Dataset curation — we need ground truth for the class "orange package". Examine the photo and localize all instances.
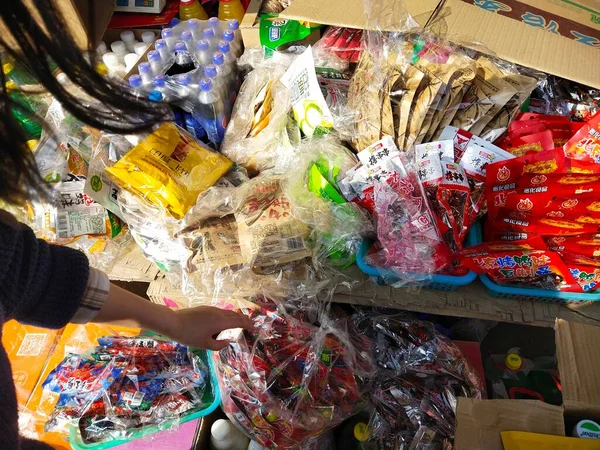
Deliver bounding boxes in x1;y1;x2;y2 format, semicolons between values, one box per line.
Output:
20;323;139;449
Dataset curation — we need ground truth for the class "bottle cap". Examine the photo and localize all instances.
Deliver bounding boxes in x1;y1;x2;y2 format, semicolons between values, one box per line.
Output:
208;17;220;27
203;28;215;39
96;63;109;76
169;17;181;27
26;140;39;151
138;62;151;74
197;40;210;51
188;19;199;30
155;39;167;51
141;31;156;44
124;53;139;69
102;53;120;68
110;41;126;54
175;41;186;52
148;90;163;102
177;73;191;86
5;80;17;90
181;30;193;41
129;74;143;88
574;420;600;439
2;63;14;75
56;73;69;85
147;50;161;63
354;422;371;441
200;78;212;91
153;74;166;87
204;65;217;78
222;30;234;43
120;30;135;42
505;353;523;371
218;41;230;53
228;19;239;30
161;28;173;39
134;42;149;56
212;52;224;66
211;420;231;440
180;0;193;3
97;41;108;54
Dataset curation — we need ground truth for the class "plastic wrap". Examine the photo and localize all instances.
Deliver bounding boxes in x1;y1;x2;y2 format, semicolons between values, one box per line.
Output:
39;332;214;446
177;173;330;302
352;312;484;449
221;51;294;174
213;296;374;449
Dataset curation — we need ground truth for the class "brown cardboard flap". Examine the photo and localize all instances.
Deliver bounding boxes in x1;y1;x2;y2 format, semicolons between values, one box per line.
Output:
455;398;565;450
279;0;439;29
556;319;600;417
435;0;600;89
0;0;113;50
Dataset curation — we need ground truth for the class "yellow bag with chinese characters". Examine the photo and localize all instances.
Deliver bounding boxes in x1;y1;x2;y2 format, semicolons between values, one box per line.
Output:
106;123;232;219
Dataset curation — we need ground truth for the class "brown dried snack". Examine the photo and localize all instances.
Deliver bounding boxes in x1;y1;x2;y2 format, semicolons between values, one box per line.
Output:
392;64;424;151
349;52;382;151
462;57;518;136
481;73;538;142
405;70;443;149
381;68;402;140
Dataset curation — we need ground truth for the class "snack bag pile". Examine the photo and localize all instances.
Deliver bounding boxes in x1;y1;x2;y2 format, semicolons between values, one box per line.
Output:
462;112;600;292
41;334;212;445
213;296;374;449
352;312;484;449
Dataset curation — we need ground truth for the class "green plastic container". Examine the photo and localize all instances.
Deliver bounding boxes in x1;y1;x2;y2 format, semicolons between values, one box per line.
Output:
69;350;220;450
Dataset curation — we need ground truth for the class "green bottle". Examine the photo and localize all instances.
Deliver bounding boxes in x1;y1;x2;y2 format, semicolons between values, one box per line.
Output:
7;81;42;140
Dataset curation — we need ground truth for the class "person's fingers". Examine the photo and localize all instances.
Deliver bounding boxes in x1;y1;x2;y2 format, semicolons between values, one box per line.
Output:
221;310;254;329
206;339;230;351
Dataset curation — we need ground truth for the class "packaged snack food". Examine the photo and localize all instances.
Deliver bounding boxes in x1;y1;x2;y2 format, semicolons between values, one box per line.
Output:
564;111;600;173
106;123;232;219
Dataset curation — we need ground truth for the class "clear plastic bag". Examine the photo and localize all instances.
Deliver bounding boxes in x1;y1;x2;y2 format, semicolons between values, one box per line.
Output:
40;331;213;446
352;312;484;449
212;295;375;449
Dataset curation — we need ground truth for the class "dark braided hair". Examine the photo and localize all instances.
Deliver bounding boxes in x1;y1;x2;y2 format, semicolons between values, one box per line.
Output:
0;0;169;205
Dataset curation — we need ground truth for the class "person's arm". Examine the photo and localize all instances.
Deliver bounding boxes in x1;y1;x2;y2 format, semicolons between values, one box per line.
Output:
92;282;253;350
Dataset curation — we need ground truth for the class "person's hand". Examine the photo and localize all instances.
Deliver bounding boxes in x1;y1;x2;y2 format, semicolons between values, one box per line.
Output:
164;306;254;350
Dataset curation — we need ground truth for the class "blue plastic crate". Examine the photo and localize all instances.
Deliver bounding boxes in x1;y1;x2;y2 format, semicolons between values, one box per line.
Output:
356;223;480;291
69;350;221;450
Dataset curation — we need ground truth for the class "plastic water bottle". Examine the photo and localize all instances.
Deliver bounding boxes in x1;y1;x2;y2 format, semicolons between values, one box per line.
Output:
141;31;156;44
222;30;242;58
129;74;143;95
227;19;242;51
187;18;204;41
153;74;167;92
124;53;139;72
208;17;223;34
169;17;181;27
161;28;176;51
217;41;236;66
210;419;249;450
204;64;226;105
138;62;153;85
147;50;163;76
195;40;213;67
134;41;149;56
197;78;226;143
155;39;170;64
97;41;108;56
181;30;195;53
110;40;127;64
167;41;195;76
102;52;125;76
212;52;234;93
120;30;137;52
202;28;218;51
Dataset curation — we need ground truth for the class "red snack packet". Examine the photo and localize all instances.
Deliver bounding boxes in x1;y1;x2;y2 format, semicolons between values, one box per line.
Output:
460;242;577;291
458;143;514;222
507;130;555;157
564;111;600;174
492;207;600;236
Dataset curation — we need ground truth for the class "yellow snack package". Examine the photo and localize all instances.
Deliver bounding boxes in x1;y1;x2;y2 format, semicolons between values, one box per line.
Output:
502;431;600;450
106;123;232;219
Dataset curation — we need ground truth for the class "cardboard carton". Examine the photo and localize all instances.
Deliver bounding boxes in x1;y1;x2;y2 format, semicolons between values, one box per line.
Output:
279;0;600;88
454;319;600;449
0;0;114;50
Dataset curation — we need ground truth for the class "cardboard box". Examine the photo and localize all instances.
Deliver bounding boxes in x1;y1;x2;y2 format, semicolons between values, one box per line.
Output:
279;0;600;88
114;0;167;14
454;319;600;449
0;0;114;50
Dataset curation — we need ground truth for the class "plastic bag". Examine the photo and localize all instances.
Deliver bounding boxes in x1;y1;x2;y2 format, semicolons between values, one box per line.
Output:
221;51;294;174
352;312;484;449
41;332;213;445
213;296;374;449
106;122;232;220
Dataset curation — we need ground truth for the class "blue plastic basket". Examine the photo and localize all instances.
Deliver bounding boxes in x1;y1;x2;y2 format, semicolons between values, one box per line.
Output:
356;222;480;291
69;350;221;450
479;273;600;305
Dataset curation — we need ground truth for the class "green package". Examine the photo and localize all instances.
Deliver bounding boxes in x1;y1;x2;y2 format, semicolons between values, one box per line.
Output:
259;14;321;52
